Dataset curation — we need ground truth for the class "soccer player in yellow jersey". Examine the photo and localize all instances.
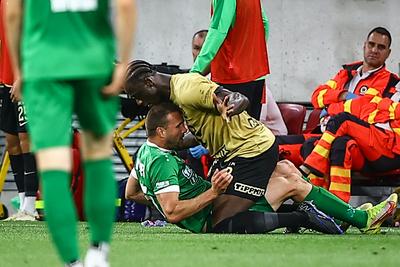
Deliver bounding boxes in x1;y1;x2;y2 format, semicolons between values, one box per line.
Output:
124;60;397;234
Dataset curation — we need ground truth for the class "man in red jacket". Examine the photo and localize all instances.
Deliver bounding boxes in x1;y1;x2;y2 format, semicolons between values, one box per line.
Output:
299;27;399;202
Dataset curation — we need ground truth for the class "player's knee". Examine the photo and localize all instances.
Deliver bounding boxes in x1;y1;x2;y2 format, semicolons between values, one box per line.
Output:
18;134;31;153
36;147;72;171
5;133;21;153
272;159;298;178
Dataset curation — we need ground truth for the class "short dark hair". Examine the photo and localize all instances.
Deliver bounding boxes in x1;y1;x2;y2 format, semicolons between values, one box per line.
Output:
124;60;155;96
192;29;208;41
367;27;392;48
146;102;182;137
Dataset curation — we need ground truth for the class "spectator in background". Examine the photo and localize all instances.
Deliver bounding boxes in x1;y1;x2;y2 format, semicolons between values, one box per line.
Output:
300;27;399;202
6;0;136;266
192;29;208;66
0;0;38;221
191;0;270;120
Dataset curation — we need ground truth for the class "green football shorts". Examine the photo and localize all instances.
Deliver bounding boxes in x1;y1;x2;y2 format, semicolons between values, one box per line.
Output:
23;77;119;151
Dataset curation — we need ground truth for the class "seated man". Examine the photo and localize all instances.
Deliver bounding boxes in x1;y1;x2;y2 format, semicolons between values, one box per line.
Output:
124;59;397;234
301;85;400;200
279;26;399;202
125;103;344;234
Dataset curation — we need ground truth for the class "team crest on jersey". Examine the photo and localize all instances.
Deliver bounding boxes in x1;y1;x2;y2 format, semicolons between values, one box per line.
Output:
182;166;198;185
359;86;368;95
234;182;265;197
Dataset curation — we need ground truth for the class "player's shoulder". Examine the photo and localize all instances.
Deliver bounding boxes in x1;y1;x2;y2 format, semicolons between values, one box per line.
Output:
143;144;180;165
173;73;213;86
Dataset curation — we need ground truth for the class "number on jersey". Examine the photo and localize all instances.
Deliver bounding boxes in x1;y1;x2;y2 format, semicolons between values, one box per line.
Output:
50;0;98;12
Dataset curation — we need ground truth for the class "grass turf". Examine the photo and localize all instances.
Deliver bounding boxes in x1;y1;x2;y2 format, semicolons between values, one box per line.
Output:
0;221;399;267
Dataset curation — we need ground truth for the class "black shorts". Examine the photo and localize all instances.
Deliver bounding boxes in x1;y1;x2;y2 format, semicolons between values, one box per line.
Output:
209;140;279;201
0;85;28;135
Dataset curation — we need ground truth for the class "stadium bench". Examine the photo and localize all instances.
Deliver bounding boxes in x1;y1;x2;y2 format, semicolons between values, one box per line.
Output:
277;103;307;135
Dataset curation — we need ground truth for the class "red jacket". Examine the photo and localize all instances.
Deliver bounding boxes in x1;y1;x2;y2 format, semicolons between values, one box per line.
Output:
211;0;269;84
311;61;398;110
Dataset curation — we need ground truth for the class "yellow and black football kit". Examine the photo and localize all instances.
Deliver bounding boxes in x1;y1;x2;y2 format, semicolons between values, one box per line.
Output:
170;73;278;201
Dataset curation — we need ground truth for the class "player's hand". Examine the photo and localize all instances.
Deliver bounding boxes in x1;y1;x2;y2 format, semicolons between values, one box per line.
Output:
213;92;247;122
213;94;232;122
102;63;126;97
210;168;233;195
189;145;208;159
10;78;22;102
226;92;248;117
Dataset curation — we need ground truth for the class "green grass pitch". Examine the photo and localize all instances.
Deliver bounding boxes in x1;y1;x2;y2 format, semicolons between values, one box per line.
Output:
1;221;399;267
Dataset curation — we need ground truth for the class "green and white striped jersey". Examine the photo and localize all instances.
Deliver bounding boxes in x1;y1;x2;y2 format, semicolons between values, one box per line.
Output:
134;141;212;233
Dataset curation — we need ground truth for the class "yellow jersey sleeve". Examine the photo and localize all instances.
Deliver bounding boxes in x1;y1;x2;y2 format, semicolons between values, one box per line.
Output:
170;73;219;111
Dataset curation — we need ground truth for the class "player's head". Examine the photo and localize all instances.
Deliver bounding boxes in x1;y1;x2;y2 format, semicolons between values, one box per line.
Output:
124;60;169;106
192;29;208;61
363;27;391;69
146;102;187;149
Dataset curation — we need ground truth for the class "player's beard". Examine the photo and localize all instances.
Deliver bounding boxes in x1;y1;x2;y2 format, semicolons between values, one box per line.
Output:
164;135;184;150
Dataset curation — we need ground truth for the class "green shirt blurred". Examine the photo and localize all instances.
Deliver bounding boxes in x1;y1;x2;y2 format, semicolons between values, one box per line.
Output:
22;0;115;80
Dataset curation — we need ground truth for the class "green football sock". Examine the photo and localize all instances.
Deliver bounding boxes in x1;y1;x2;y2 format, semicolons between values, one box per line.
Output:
304;186;367;228
249;197;274;212
83;158;117;244
41;170;78;263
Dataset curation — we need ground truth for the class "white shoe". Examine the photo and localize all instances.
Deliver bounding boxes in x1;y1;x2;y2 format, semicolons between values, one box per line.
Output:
3;210;24;221
14;210;38;221
65;260;83;267
84;243;110;267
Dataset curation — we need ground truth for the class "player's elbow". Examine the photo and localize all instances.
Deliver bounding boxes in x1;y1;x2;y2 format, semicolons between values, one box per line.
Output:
125;190;138;201
165;215;181;224
162;208;182;224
